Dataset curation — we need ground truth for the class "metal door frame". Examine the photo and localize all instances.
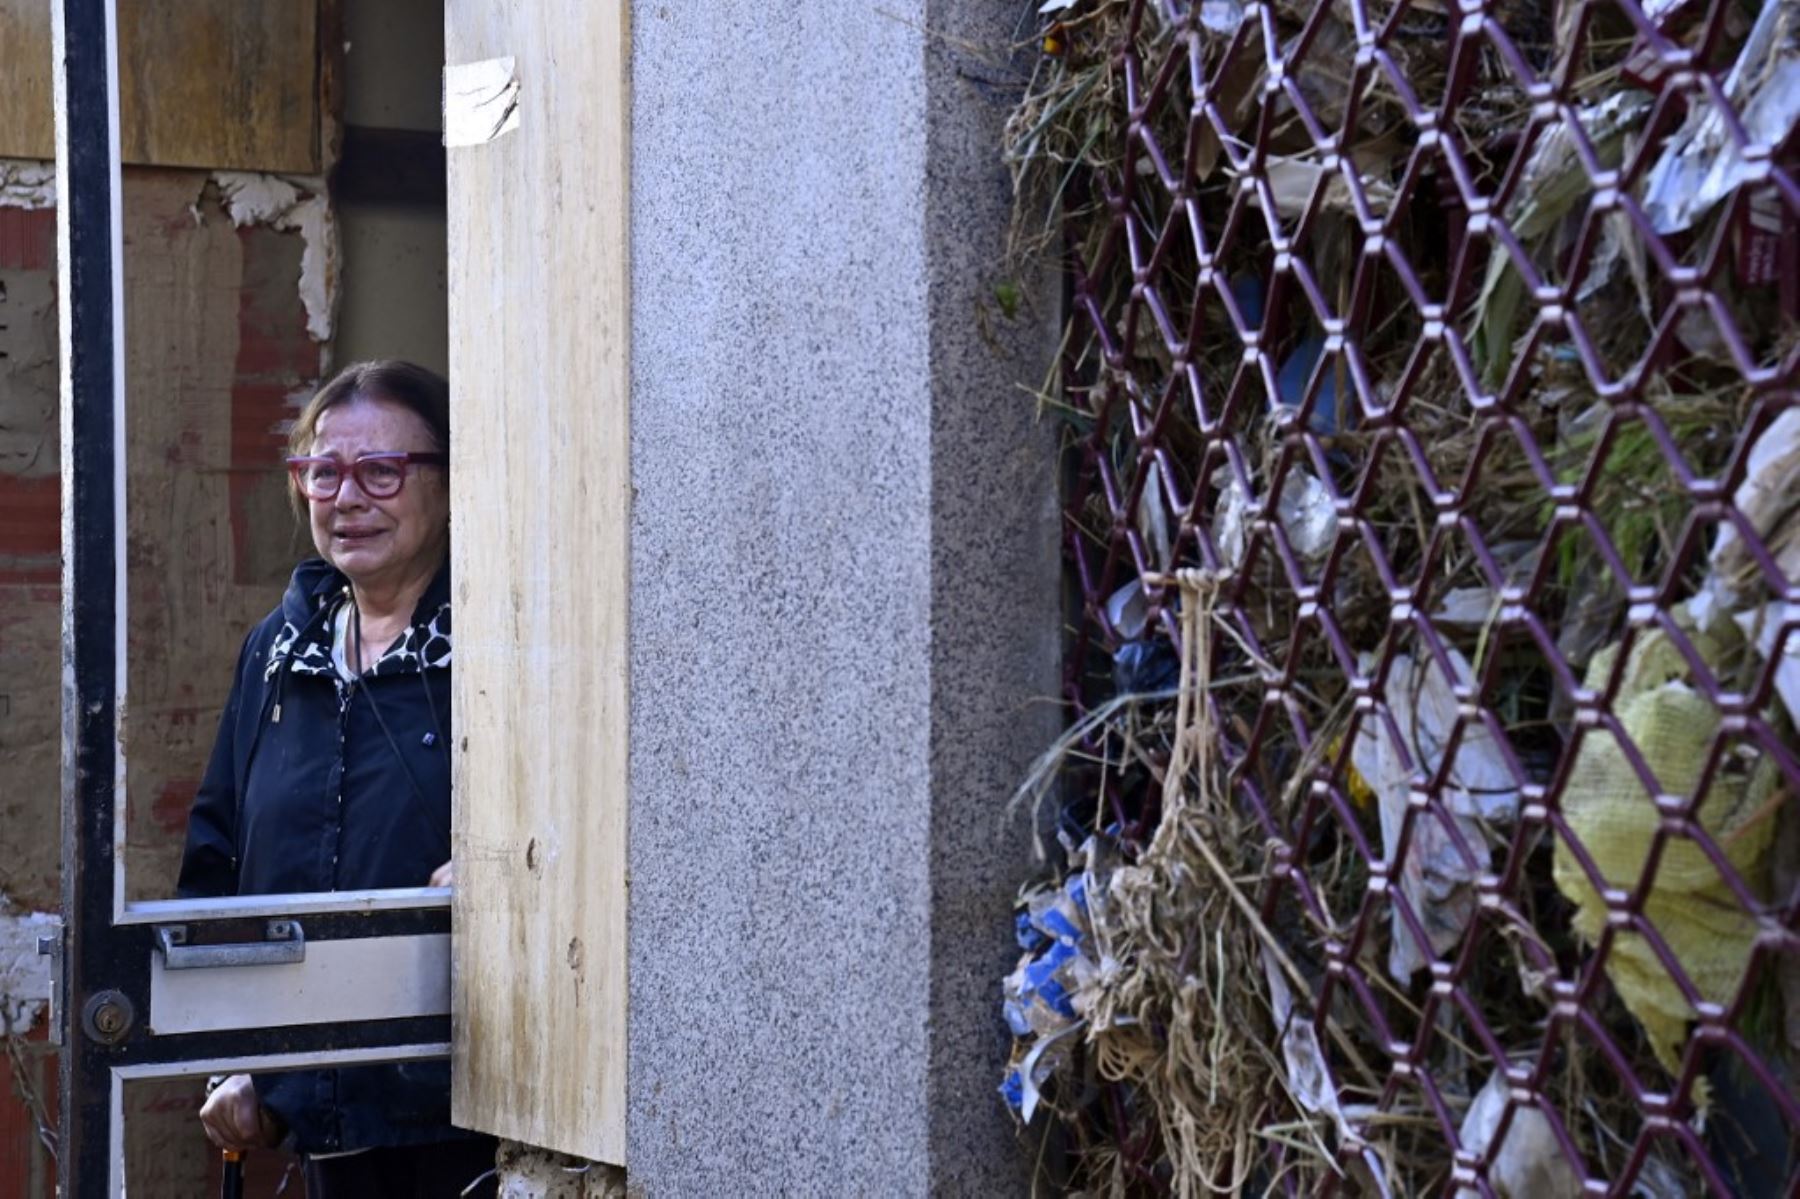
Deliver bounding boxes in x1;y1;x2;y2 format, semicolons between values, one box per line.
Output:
48;3;455;1194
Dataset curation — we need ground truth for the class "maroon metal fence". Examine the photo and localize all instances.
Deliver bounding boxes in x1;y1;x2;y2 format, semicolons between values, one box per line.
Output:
1007;0;1800;1192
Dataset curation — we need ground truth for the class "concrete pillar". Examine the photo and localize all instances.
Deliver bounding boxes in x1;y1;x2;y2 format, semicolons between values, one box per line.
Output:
626;2;1060;1193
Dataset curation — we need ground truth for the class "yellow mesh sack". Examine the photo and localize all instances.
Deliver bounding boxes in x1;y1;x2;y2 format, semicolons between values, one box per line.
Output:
1551;617;1780;1079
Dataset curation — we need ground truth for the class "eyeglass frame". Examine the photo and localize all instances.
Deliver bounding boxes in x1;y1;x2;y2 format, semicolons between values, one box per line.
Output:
285;451;449;501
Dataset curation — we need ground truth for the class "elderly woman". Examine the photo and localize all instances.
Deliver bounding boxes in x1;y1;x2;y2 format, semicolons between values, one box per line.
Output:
177;361;494;1198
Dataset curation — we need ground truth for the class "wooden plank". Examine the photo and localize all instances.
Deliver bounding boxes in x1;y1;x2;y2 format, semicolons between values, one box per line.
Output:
0;0;319;172
445;1;630;1166
0;0;52;162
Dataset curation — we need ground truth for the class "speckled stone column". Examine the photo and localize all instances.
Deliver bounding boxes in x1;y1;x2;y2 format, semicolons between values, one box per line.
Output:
625;1;1061;1193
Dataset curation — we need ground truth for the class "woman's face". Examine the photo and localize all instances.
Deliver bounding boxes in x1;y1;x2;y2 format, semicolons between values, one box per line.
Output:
305;396;449;594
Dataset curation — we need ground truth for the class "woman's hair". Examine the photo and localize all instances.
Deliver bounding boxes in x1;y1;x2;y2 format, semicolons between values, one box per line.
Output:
286;360;449;514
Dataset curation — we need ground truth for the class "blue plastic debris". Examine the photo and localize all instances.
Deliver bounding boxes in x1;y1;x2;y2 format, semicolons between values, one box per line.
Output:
1038;904;1083;944
1001;1068;1026;1112
1002;841;1115;1124
1015;910;1048;951
1024;942;1077;1010
1275;334;1343;435
1002;869;1098;1037
1113;637;1180;694
1228;273;1266;332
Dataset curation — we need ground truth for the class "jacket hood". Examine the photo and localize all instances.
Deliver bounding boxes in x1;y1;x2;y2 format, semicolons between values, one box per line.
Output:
266;558;453;680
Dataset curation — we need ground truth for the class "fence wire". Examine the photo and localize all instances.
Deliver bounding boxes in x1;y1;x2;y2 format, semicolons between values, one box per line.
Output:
1002;0;1800;1192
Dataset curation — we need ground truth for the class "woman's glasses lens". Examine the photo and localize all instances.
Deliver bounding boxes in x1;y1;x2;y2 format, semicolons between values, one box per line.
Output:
360;460;405;496
291;456;413;500
301;461;342;498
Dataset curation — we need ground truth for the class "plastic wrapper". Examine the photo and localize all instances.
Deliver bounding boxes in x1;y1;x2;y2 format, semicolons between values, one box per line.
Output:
1695;407;1800;626
1454;1069;1582;1198
1643;0;1800;235
1353;647;1520;980
1213;465;1339;573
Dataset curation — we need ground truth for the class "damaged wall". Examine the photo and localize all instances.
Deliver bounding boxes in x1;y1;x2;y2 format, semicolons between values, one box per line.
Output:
0;166;331;1197
0;178;59;1199
120;171;332;900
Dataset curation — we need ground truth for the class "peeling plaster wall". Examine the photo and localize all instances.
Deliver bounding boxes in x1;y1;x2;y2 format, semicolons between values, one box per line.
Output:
121;170;326;899
0;904;54;1033
0;267;55;478
0;201;63;925
214;171;340;342
0;166;328;1198
0;160;54;209
0;898;55;1197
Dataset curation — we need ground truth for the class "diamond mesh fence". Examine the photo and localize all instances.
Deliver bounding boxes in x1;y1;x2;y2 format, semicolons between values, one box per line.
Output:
999;0;1800;1192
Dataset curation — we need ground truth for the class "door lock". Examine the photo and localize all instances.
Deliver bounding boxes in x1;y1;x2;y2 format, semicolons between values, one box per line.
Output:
81;989;135;1045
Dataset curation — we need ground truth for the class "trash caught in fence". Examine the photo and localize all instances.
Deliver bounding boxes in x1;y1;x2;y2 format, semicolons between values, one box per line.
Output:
1000;0;1800;1190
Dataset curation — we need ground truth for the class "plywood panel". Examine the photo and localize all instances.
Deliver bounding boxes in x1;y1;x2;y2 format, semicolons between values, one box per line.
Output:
0;0;319;172
445;1;629;1165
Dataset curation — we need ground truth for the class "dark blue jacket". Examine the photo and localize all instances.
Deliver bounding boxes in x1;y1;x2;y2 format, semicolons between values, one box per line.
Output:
177;557;464;1154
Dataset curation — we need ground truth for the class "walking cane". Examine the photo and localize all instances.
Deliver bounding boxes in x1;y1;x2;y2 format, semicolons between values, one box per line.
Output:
221;1148;244;1199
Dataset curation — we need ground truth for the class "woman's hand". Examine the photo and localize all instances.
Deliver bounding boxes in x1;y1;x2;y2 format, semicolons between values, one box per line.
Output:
198;1074;282;1150
430;860;454;888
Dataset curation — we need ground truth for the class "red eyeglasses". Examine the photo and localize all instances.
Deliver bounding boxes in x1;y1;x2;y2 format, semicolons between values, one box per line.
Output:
286;452;448;501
